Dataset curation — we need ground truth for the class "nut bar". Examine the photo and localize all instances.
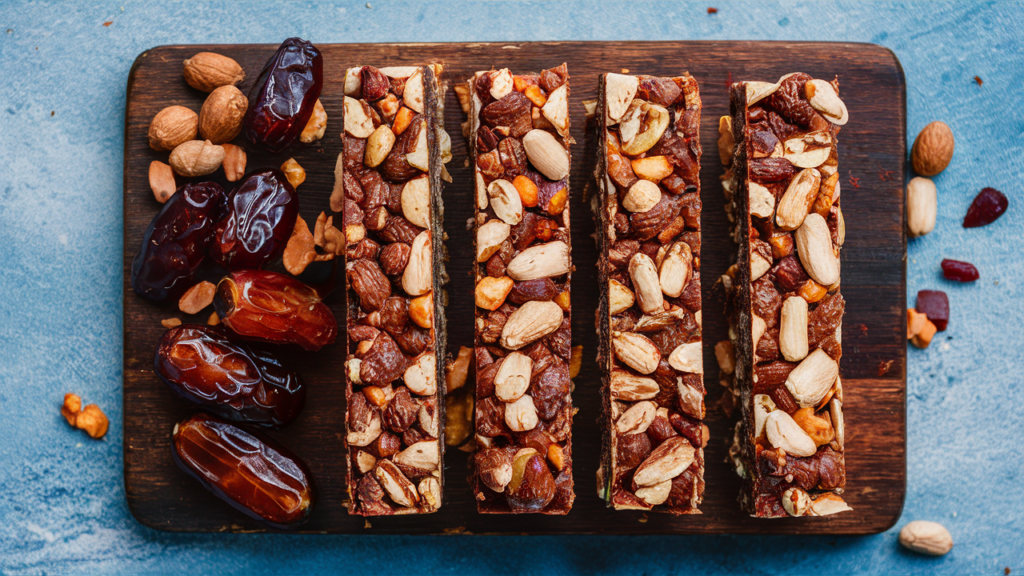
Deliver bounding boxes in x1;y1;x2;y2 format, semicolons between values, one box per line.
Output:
594;73;706;513
468;65;575;514
341;64;451;515
718;72;851;517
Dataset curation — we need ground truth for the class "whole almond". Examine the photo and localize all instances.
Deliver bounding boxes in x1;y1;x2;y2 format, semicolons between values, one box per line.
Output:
795;213;839;286
779;296;809;362
402;231;432;297
906;176;937;237
776;168;821;231
506;241;570;281
500;301;563;350
784;348;839;408
612;331;660;375
149;160;176;203
148;105;198;151
911;121;954;176
633;436;695;487
764;410;817;457
169;139;225;177
522;129;569;181
183;52;245;93
899;521;953;556
199;85;248;144
628;253;663;314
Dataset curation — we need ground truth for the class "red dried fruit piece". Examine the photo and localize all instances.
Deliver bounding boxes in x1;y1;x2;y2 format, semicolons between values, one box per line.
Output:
916;290;949;332
963;187;1008;228
941;259;979;282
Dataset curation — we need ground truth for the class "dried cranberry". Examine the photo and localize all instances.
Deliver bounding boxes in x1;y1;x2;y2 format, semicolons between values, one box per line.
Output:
916;290;949;331
244;38;323;153
941;259;979;282
963;187;1008;228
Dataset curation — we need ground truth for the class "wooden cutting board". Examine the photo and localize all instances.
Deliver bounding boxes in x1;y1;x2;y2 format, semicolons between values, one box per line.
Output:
123;41;906;535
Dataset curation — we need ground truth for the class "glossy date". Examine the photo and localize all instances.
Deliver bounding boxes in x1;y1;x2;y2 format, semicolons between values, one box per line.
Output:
209;169;299;270
214;270;337;351
155;325;305;427
172;413;315;528
243;37;323;153
131;182;226;304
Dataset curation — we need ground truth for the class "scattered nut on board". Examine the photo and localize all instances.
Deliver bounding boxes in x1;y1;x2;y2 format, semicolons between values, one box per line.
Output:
899;520;953;556
911;121;954;177
179;281;216;315
183;52;245;93
62;393;109;439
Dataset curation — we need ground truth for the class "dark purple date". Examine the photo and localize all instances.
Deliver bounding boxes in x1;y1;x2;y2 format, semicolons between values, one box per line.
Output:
155;325;305;427
243;37;323;153
209;169;299;270
131;182;226;304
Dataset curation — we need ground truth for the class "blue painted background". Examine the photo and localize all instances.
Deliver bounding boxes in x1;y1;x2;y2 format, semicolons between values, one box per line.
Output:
1;1;1022;574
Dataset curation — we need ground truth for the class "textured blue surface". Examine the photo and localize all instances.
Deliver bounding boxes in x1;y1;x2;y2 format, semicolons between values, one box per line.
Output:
1;1;1022;574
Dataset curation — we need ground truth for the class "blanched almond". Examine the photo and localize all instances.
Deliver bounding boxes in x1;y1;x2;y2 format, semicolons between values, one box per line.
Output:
402;231;432;296
504;394;539;432
628;253;663;314
795;213;840;286
500;300;563;350
776;168;821;231
488;179;524;225
610;370;659;401
477;220;511;262
615;401;657;435
746;80;780;105
668;342;702;374
364;124;396;168
612;331;660;375
750;251;771;282
658;241;691;298
404;68;425;113
605;73;639;123
542;84;569;137
635;479;672;506
764;410;817;457
805;79;849;125
779;296;809;362
344;96;374;138
401;175;431;229
784;348;839;408
749;181;776;219
406;120;429;171
494;352;533;402
810;493;853;516
783;131;833;168
753;394;776;439
506;241;570;281
608;279;635;315
522;129;569;181
633;436;695;487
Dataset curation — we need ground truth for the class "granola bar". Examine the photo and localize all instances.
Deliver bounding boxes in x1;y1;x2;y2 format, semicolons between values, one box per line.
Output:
468;65;575;514
594;73;706;513
719;72;851;517
341;64;451;515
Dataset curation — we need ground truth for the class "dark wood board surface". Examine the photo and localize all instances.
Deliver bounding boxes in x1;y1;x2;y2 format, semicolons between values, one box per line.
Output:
123;41;906;535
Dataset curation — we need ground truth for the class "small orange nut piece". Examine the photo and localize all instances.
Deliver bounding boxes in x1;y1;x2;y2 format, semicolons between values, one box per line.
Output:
911;318;938;349
76;404;109;439
547;443;565;471
62;393;82;426
281;158;306;189
554;290;571;312
179;281;216;315
512;75;536;92
207;311;221;326
409;292;434;329
512;175;539;208
363;386;389;408
798;280;828;303
630;155;674;182
161;317;182;329
792;407;834;447
770;234;795;259
545;187;568;215
907;308;928;339
524;85;547;108
569;345;583;379
393;106;415;136
476;276;515;311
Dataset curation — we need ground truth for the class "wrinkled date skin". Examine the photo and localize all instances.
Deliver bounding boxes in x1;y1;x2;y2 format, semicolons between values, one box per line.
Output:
214;270;337;351
209;169;299;270
131;182;227;304
244;38;323;153
172;413;315;528
155;325;305;427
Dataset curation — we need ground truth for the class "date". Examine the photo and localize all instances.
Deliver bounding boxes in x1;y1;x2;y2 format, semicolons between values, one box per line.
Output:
155;325;305;427
172;413;315;528
209;169;299;270
214;270;337;351
131;182;226;304
244;38;324;153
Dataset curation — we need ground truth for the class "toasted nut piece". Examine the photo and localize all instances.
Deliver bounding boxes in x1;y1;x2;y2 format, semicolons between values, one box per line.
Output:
404;68;425;114
753;394;776;439
752;314;767;353
829;398;845;450
280;158;306;188
605;73;640;123
222;143;246;182
911;317;938;349
199;85;247;144
500;300;563;350
798;279;828;303
617;100;644;145
183;52;244;92
161;318;182;329
344;96;374;138
784;348;839;408
525;84;547;107
512;175;539;208
346;412;382;447
750;251;771;282
446;346;473;393
746;80;781;105
418;477;441;510
795;213;840;286
489;68;513;99
402;231;432;297
522;129;569;181
911;121;954;177
344;67;362;95
149;105;198;151
393;106;415;135
776;168;822;231
623;180;662;213
782;487;812;517
810;493;852;516
631;156;673;182
375;460;419;508
805;79;849;125
782;131;832;168
477;220;511;262
504;395;539;432
506;241;571;281
899;521;954;556
299;99;327;143
792;406;834;447
769;233;794;259
764;410;817;457
365;125;396;168
658;242;692;298
347;359;363;386
476;276;514;311
419;400;439;438
488;179;524;225
715;340;736;375
179;281;216;315
405;120;430;171
668;342;703;374
615;400;657;435
475;172;489;210
401;175;431;229
907;177;937;237
635;479;672;506
622;104;670;156
718;115;734;165
75;404;109;439
169;140;224;177
542;84;570;137
494;352;533;402
628;253;663;314
477;447;514;492
149;160;176;203
409;293;433;329
612;331;660;375
608;280;635;315
554;290;570;311
355;450;377;474
779;296;810;362
363;386;388;408
907;308;928;339
547;443;566;471
61;393;82;426
581;99;597;119
633;436;696;487
394;440;440;476
748;181;775;219
569;345;582;378
610;370;659;401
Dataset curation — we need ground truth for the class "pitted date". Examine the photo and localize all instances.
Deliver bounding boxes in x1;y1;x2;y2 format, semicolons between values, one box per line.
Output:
131;182;226;304
214;270;337;351
210;169;299;270
155;325;305;427
172;413;315;528
244;37;324;153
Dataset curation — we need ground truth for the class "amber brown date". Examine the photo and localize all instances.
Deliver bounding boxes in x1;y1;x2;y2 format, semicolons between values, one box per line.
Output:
214;270;337;351
210;169;299;270
155;325;305;427
244;38;323;153
172;413;315;528
131;182;227;304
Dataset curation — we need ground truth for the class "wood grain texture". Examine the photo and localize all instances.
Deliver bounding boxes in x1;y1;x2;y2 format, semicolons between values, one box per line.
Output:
123;41;906;535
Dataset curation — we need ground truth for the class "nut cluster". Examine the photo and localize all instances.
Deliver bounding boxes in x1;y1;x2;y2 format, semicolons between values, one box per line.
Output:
341;64;450;516
596;73;705;514
719;72;851;517
468;65;575;515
